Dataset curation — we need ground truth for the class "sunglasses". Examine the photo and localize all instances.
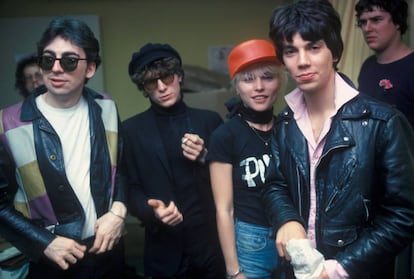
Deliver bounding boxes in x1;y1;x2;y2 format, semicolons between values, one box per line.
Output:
38;55;88;72
142;72;175;92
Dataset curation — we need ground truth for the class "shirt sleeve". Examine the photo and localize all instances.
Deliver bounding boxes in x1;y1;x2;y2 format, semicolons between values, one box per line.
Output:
206;123;234;164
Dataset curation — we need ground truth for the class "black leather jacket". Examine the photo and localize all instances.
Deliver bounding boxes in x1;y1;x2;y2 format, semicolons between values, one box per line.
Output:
263;93;414;278
0;86;127;261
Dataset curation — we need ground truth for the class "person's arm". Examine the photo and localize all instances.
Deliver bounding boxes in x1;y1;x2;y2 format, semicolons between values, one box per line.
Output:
210;161;245;278
0;141;60;262
321;260;349;279
0;142;18;212
112;117;128;205
43;236;86;270
182;133;207;163
122;124;157;225
276;221;307;259
89;200;126;254
261;137;306;236
89;117;127;254
147;199;183;226
181;110;223;164
109;121;128;218
335;113;414;277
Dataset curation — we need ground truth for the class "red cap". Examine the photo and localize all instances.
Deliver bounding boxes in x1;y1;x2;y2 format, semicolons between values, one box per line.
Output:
227;39;279;78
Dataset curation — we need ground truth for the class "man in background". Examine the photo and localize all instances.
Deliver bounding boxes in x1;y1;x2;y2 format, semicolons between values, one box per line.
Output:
356;0;414;129
14;53;44;98
356;1;414;278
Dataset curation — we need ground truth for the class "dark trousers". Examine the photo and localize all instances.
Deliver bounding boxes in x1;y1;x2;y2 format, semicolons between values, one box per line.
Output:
152;225;225;279
27;237;125;279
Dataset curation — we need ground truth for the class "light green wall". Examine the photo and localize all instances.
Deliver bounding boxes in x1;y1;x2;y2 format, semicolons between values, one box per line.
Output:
0;0;290;120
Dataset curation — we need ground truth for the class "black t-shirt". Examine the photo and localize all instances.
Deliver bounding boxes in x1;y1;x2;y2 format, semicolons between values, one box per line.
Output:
207;115;272;227
358;52;414;129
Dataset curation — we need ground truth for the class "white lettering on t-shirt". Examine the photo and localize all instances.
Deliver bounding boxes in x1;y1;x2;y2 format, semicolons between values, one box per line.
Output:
240;154;270;187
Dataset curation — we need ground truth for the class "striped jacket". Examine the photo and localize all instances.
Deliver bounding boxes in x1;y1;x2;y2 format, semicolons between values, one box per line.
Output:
0;85;127;261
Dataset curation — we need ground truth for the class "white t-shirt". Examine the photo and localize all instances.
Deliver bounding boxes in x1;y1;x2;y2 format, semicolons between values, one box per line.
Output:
36;94;97;239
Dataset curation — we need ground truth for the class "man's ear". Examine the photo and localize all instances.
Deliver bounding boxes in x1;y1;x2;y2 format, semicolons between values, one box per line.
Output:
86;62;96;79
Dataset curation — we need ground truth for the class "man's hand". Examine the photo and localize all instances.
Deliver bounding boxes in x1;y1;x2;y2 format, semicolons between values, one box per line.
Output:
276;221;307;260
89;202;126;254
148;199;183;226
43;236;86;270
181;133;207;162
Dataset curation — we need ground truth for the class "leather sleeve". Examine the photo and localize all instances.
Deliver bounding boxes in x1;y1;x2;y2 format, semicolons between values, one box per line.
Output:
0;141;56;262
112;116;128;205
261;129;306;231
337;112;414;277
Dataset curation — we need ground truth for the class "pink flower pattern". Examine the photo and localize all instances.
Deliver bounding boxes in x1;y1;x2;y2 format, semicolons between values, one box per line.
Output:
379;79;393;92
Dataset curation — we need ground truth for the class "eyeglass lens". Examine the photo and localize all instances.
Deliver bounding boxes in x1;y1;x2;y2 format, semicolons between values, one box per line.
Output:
143;73;175;91
38;56;87;72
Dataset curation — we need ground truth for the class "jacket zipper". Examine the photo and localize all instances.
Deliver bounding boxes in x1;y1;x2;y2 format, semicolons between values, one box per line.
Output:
315;144;349;213
296;166;302;217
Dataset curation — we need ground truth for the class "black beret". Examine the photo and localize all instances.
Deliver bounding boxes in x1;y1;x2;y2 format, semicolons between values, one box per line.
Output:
128;43;182;76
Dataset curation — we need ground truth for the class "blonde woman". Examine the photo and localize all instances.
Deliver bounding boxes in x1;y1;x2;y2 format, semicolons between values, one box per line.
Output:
208;39;285;279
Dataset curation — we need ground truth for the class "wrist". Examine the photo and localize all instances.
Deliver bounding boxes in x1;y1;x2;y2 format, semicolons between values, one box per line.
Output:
109;209;126;220
226;266;243;279
110;202;127;220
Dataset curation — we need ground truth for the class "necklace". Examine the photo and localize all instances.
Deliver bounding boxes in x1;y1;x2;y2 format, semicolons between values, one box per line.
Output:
249;125;271;146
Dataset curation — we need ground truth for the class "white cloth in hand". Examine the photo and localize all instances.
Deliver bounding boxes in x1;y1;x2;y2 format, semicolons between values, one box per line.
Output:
286;239;325;279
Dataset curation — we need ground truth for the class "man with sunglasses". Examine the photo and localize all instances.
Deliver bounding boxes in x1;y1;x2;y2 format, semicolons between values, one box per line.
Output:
123;43;225;279
0;17;127;278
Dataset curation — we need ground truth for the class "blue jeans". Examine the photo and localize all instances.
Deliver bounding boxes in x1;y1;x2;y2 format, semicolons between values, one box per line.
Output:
235;219;280;279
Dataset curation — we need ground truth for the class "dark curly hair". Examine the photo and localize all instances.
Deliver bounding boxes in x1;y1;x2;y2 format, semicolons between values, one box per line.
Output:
355;0;408;35
14;54;39;98
269;0;343;69
130;57;184;96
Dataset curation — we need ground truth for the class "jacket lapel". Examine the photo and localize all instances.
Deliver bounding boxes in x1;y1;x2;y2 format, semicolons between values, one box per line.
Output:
142;110;173;181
